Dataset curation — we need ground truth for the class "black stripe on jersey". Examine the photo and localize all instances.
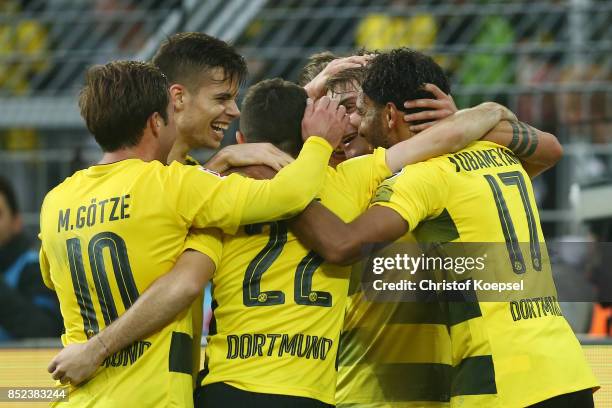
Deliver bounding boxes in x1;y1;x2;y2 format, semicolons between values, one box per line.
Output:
370;362;452;402
484;174;526;274
169;331;193;375
347;262;363;296
446;302;482;327
413;209;459;243
294;251;330;307
209;299;218;337
451;355;497;396
388;301;448;325
440;279;482;326
66;238;99;336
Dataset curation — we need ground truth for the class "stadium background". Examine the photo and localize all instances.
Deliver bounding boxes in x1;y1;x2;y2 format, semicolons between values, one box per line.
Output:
0;0;610;406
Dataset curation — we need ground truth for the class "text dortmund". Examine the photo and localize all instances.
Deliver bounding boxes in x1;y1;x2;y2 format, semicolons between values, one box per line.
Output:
226;333;333;361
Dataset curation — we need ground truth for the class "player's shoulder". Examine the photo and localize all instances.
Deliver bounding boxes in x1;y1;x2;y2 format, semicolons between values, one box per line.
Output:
41;168;88;211
167;160;224;178
383;156;450;194
399;141;508;177
397;156;447;179
335;147;385;172
43;160;164;205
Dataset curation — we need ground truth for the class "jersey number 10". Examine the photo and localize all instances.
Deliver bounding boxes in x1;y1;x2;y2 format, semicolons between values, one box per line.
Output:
66;232;139;338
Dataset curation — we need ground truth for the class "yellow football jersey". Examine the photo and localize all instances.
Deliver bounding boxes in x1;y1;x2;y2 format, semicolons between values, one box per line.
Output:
38;137;332;407
336;233;453;408
370;140;598;407
196;148;390;405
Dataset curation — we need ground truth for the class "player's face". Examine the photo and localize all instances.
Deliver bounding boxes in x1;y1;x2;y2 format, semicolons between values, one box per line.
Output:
176;67;240;150
357;93;389;148
328;81;374;160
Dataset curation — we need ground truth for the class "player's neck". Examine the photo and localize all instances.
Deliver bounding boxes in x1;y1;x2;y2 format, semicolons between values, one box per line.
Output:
388;124;414;147
98;130;162;165
98;150;154;165
167;139;190;164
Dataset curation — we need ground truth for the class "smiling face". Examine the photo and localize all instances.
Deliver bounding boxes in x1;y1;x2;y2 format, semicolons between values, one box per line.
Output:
327;80;373;162
174;67;240;150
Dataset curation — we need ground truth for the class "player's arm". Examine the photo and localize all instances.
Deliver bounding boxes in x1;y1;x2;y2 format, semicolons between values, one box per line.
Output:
385;101;516;173
292;203;408;265
204;142;294;174
482;120;563;178
48;249;215;385
293;163;444;265
38;244;54;290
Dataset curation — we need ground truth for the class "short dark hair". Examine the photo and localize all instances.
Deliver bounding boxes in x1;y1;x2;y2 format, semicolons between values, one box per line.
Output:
153;32;247;90
297;51;338;86
362;48;450;125
79;60;170;152
240;78;306;157
0;176;18;215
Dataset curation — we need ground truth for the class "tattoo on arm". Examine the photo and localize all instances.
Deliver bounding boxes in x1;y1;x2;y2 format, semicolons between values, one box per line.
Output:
515;122;531;155
509;121;520;151
507;121;539;158
522;125;539;157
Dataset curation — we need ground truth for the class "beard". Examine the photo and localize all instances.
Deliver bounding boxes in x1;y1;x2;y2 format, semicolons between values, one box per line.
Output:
365;112;389;148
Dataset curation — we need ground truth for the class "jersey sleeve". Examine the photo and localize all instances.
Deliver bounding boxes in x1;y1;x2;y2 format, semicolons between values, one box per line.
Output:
38;244;53;290
369;162;448;232
173;136;332;234
183;228;223;269
37;203;54;290
334;147;391;210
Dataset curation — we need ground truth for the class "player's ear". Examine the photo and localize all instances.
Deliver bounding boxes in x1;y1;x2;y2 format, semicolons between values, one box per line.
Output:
236;130;246;144
149;112;162;138
385;102;399;129
169;84;186;112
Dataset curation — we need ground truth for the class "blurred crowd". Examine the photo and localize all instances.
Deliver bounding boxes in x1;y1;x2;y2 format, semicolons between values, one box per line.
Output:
0;176;63;341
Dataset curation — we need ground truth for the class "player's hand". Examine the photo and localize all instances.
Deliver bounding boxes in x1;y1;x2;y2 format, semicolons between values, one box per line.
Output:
497;104;518;122
477;101;518;123
48;340;105;386
303;55;372;99
301;96;349;149
403;83;458;133
205;141;294;173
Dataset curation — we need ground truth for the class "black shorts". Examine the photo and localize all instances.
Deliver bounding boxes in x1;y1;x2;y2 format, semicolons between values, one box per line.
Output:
194;382;334;408
527;388;594;408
